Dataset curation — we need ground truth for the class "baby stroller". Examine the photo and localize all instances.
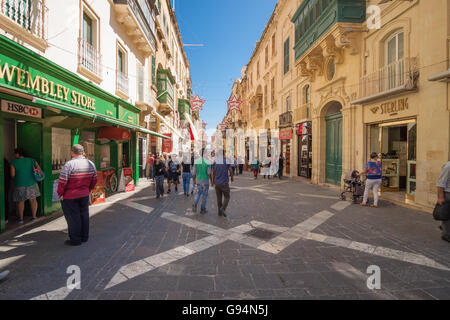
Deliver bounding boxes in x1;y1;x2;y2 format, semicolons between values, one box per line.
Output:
340;170;365;204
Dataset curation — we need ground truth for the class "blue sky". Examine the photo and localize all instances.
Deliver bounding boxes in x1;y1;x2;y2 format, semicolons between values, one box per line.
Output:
175;0;277;130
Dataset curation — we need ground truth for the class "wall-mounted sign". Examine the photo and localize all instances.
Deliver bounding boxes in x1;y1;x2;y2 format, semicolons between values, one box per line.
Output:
1;100;42;118
370;98;409;116
279;129;292;140
162;133;173;153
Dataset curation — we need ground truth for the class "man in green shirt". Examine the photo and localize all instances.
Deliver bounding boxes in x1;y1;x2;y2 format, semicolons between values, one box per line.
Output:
192;153;213;214
10;148;41;224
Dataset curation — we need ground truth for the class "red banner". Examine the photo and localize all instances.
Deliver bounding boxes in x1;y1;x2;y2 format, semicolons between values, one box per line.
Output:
162;133;173;153
279;129;292;140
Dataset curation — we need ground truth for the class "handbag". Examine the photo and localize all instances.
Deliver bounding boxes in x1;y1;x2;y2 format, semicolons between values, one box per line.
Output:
433;202;450;221
32;159;45;182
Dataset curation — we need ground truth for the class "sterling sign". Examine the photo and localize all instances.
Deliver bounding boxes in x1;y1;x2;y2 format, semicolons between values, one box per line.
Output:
1;100;42;118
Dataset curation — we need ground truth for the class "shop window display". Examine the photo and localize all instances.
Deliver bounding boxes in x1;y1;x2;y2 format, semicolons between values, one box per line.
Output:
52;128;72;173
80;131;95;162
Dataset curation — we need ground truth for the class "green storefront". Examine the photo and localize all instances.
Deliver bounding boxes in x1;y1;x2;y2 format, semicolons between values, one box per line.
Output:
0;35;165;233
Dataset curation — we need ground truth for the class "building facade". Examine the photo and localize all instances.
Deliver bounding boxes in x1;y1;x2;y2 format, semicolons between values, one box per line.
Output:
228;0;450;212
0;0;196;233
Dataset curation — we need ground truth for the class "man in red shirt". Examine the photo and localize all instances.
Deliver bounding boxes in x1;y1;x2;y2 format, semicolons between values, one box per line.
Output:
58;144;97;246
147;153;155;180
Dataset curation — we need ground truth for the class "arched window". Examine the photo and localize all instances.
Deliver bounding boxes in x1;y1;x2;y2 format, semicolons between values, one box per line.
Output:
386;31;404;65
303;84;310;104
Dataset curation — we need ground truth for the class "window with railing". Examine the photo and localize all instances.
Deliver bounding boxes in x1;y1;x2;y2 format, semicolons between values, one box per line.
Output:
117;47;129;96
79;10;101;79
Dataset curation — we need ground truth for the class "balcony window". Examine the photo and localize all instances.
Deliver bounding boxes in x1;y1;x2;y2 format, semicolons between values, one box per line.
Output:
78;5;101;82
116;44;129;97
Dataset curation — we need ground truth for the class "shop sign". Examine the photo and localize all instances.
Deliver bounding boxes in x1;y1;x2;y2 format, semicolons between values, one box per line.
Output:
370;98;409;116
1;100;41;118
297;121;312;136
123;168;135;192
162;133;173;153
0;42;139;123
279;129;292;140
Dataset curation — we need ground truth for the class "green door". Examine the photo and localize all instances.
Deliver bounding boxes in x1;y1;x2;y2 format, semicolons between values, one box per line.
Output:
17;122;43;217
326;113;342;185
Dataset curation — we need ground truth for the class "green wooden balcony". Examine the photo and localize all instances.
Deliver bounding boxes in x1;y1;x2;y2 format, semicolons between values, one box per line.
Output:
157;69;175;115
291;0;365;61
178;99;191;120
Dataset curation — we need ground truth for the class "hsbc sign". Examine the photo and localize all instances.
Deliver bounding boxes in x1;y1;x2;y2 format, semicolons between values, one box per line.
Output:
1;100;42;119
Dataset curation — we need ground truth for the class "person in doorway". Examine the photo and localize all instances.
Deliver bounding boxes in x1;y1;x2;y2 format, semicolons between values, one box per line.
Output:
192;151;213;214
212;152;233;218
437;161;450;242
154;156;166;198
58;145;97;246
251;158;260;179
278;155;284;179
10;148;41;224
167;155;180;193
359;152;382;208
147;153;155;180
181;157;192;197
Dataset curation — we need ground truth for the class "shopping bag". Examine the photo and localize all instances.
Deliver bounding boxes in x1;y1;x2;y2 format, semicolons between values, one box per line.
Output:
433;202;450;221
33;160;45;182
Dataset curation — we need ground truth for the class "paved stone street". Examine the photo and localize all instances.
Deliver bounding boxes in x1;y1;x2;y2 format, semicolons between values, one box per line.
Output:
0;173;450;300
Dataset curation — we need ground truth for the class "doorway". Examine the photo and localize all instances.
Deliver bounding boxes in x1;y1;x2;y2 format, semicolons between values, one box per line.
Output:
325;102;343;186
368;119;417;200
3;119;43;228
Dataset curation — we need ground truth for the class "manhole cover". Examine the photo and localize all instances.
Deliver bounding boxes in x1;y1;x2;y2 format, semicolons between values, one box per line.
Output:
244;228;279;240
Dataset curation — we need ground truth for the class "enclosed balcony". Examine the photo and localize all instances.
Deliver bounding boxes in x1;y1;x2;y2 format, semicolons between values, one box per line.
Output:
292;0;366;61
157;69;175;116
279;111;293;128
0;0;48;51
178;99;191;120
352;57;419;104
112;0;156;55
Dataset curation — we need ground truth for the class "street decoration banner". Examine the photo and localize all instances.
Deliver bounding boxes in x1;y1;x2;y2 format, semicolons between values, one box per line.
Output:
227;95;242;112
190;95;206;111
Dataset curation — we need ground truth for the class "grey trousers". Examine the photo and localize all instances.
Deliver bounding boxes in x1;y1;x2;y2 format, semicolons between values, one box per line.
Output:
215;183;230;212
442;192;450;237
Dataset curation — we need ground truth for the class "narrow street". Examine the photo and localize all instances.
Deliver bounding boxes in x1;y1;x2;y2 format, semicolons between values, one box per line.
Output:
0;173;449;300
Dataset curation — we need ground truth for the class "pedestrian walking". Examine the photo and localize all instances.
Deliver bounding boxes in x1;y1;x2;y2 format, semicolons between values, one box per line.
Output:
212;152;234;217
10;148;41;224
167;155;180;193
233;156;238;176
437;161;450;242
238;156;244;175
58;145;97;246
154;156;166;198
147;153;155;180
251;159;259;179
278;155;284;179
263;158;271;179
359;152;382;208
192;153;212;214
181;157;192;197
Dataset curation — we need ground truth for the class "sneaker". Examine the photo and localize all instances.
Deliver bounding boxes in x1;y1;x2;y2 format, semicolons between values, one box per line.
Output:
200;209;207;215
0;270;10;281
192;203;197;213
360;203;367;207
371;204;379;208
17;220;24;224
